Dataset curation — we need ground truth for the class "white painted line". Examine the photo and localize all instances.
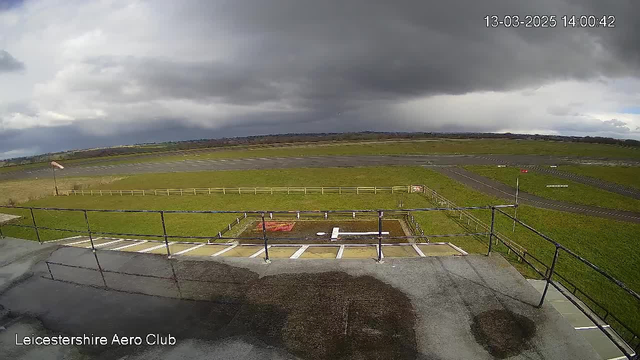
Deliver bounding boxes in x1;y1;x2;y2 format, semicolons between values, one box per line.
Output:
50;235;83;243
608;356;632;360
412;244;426;257
337;245;345;259
575;325;610;330
250;245;270;258
339;231;390;236
290;245;309;259
331;227;340;240
66;239;92;246
212;244;237;257
139;242;175;253
93;239;124;248
174;244;206;255
112;240;147;251
447;243;468;256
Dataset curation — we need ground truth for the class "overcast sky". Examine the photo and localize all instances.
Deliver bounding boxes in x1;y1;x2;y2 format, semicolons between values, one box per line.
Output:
1;0;639;159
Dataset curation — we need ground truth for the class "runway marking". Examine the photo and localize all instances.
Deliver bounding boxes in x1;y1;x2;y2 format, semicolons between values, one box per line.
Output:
94;239;124;248
290;245;309;259
412;244;426;257
174;243;206;255
112;240;147;251
249;245;270;258
211;244;237;257
139;242;175;253
66;239;92;246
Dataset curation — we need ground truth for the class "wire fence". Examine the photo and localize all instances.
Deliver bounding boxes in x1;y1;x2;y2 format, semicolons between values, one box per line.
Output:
63;185;414;196
0;187;638;358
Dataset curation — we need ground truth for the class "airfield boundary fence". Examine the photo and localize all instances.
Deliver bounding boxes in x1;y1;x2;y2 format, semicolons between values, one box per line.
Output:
0;198;638;357
63;185;413;196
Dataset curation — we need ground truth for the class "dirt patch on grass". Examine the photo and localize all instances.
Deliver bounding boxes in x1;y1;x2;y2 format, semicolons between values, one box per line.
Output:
238;219;409;244
470;309;536;359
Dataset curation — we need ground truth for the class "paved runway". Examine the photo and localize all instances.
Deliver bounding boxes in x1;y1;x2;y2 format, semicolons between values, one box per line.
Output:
432;167;640;223
3;154;636;181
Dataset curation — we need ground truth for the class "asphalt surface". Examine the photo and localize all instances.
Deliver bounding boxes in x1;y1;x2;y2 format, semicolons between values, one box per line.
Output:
0;237;600;360
3;154;639;181
432;167;640;223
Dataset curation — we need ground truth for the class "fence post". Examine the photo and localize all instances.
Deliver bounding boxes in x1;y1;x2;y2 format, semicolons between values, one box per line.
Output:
45;261;54;280
223;188;226;194
377;211;383;262
538;246;560;308
0;222;3;239
261;213;270;263
120;190;123;196
160;211;171;259
487;207;495;256
83;210;95;251
30;208;42;244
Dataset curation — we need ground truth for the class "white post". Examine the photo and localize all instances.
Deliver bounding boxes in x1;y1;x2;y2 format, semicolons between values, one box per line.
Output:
513;175;519;232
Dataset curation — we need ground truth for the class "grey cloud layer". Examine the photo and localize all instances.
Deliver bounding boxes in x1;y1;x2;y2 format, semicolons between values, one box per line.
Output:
0;50;24;73
1;0;639;156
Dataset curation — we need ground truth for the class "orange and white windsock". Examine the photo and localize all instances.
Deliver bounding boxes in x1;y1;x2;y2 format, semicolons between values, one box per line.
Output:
51;161;64;169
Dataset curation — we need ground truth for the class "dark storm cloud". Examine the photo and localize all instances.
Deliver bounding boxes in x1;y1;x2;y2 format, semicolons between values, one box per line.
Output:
72;0;639;116
2;0;640;157
0;50;24;73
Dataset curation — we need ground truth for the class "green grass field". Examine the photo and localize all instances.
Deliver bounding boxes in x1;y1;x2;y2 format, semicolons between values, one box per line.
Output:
3;138;639;173
1;165;639;337
464;165;640;212
560;165;640;190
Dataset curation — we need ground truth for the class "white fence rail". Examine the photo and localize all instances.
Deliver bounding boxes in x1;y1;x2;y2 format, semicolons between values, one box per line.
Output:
63;185;414;196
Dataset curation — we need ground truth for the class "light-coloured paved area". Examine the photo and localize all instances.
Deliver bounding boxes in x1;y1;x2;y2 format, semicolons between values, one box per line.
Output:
528;279;635;360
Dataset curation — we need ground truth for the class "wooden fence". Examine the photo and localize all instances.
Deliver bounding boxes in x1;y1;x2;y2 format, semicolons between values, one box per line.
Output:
63;185;414;196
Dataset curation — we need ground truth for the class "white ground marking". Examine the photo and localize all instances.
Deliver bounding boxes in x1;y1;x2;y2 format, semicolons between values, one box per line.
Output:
211;244;237;257
336;245;345;259
139;242;175;253
412;244;426;257
49;235;83;243
575;325;610;330
174;244;206;255
290;245;309;259
447;243;468;255
249;245;270;258
93;239;124;248
66;239;92;246
112;240;147;251
331;227;340;240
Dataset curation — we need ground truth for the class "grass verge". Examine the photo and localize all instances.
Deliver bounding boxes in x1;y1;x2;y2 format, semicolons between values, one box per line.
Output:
560;165;640;191
464;165;640;212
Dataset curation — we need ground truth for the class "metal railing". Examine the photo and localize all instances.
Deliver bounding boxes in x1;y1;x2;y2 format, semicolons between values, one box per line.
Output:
63;185;414;196
488;208;639;359
1;197;638;358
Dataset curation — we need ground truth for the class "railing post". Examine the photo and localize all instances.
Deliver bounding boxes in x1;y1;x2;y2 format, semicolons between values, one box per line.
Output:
83;210;95;251
377;210;383;262
46;261;54;280
487;207;495;256
30;208;42;244
160;211;171;258
538;246;560;308
0;222;3;239
261;213;270;263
